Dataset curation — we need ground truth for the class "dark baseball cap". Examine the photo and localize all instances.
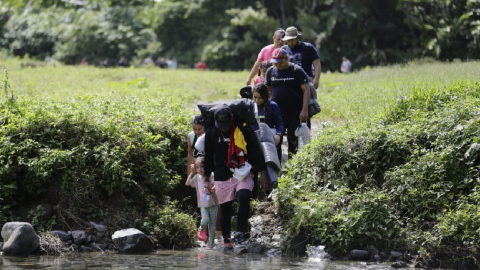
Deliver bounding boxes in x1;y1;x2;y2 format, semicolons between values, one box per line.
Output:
214;105;233;129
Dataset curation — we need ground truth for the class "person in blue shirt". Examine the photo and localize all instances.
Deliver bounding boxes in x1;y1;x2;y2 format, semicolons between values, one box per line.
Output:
251;83;284;147
281;26;321;91
265;48;310;158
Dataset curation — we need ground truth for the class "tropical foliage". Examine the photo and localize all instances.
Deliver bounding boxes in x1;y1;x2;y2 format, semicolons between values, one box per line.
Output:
1;0;479;71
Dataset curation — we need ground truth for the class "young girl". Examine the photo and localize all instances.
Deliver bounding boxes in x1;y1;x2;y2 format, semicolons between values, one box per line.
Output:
254;61;272;87
187;115;205;175
252;83;284;147
185;157;218;249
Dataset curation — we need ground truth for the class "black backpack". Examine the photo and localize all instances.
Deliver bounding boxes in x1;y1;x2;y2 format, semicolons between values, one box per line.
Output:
197;98;254;129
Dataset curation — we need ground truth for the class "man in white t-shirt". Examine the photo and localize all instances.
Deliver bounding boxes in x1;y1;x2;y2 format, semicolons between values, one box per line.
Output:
341;56;352;73
245;28;285;86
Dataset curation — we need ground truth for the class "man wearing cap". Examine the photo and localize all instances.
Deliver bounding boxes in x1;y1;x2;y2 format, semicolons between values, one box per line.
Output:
203;105;268;252
265;48;310;158
245;28;285;86
282;26;321;90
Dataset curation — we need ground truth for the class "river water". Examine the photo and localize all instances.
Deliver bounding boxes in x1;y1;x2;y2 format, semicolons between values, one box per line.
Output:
1;249;397;270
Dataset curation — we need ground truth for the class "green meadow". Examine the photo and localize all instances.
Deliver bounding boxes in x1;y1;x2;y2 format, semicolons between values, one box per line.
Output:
4;58;480;121
1;58;480;266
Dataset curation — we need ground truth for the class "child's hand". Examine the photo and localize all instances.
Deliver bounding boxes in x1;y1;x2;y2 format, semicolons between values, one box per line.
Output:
189;164;196;175
203;183;214;195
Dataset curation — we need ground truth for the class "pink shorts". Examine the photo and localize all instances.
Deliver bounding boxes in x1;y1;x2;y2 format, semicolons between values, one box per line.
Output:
214;173;255;204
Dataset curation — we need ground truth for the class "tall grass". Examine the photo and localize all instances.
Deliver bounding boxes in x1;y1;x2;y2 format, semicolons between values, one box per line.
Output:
4;58;480;123
2;58;245;106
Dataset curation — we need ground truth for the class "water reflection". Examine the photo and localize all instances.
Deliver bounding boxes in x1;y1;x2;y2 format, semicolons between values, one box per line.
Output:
1;249;395;270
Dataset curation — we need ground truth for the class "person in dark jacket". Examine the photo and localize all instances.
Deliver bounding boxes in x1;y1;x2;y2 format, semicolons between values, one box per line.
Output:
204;105;268;252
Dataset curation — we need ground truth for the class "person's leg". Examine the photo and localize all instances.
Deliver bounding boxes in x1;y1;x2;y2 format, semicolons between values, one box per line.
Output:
220;201;233;243
215;204;222;237
199;207;208;231
277;112;291;160
276;129;285;160
284;111;301;158
236;189;252;233
206;205;217;247
214;180;237;245
197;207;209;242
232;174;255;247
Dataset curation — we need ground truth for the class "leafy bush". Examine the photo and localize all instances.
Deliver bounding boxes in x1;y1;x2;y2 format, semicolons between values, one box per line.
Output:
276;81;480;259
139;199;196;249
1;0;480;70
0;67;193;231
435;189;480;246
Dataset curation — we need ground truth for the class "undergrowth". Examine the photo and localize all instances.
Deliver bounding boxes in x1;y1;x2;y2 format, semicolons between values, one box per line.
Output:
275;80;480;266
0;67;196;247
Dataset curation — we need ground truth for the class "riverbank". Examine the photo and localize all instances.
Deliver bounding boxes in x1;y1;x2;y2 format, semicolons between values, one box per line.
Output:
274;79;480;269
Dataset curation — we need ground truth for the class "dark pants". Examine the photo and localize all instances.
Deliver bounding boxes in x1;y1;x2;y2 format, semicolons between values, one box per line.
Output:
220;189;251;243
277;110;311;159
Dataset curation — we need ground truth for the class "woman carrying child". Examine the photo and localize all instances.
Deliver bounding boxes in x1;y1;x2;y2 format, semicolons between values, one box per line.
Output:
185;157;218;249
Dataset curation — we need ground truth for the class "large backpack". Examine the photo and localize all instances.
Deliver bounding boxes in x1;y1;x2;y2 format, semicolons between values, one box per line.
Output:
198;99;266;170
197;98;254;129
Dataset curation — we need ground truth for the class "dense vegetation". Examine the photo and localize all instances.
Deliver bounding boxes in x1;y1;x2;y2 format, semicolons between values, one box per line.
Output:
275;74;480;267
1;0;479;71
0;60;204;248
1;58;480;267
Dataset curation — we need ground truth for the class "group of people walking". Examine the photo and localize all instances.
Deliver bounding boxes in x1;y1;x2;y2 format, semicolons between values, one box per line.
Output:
185;26;322;252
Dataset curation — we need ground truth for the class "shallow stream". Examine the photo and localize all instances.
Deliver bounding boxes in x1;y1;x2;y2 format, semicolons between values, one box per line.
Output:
1;249;397;270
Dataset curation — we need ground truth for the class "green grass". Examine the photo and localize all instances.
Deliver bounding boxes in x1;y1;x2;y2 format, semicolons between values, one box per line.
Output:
318;61;480;123
4;57;480;125
2;58;245;105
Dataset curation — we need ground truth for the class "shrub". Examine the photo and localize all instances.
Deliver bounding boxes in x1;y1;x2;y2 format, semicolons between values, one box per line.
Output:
0;67;193;230
276;80;480;258
139;199;196;249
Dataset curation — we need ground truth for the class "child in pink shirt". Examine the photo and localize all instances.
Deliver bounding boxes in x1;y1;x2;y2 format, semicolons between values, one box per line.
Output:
254;61;272;86
185;157;218;249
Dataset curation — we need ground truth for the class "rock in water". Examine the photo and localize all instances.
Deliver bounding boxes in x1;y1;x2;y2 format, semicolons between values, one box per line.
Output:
1;222;39;256
51;230;71;242
112;228;154;253
350;249;370;261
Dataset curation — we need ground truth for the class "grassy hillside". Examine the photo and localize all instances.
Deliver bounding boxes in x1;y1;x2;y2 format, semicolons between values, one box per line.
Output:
318;60;480;123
